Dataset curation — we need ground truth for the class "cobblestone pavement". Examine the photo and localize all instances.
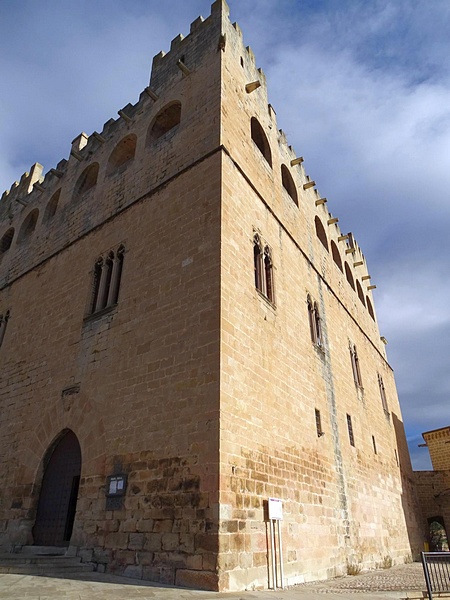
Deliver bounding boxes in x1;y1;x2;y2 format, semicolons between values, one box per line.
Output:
0;562;427;599
293;562;426;593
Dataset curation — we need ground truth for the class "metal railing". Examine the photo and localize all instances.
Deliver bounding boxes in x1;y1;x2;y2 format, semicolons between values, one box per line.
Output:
422;552;450;599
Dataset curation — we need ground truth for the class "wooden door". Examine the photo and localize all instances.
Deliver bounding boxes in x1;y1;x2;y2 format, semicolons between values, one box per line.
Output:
32;430;81;546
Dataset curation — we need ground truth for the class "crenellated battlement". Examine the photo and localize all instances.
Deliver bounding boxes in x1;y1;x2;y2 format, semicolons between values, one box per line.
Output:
0;0;374;317
150;0;229;91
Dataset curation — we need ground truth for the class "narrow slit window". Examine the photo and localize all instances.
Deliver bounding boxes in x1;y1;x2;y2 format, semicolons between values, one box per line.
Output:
308;296;323;347
315;409;323;437
347;414;355;447
0;310;10;348
372;435;377;454
350;344;363;387
378;374;389;415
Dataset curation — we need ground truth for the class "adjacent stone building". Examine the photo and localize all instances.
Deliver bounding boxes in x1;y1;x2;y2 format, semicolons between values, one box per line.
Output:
0;0;424;591
414;427;450;551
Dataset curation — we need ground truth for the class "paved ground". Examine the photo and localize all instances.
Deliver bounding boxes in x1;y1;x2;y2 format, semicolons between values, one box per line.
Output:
0;562;427;600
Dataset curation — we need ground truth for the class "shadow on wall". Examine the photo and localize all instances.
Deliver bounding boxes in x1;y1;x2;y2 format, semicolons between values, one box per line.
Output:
392;412;427;558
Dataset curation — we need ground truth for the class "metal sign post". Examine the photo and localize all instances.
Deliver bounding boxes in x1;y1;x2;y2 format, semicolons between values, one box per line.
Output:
268;498;284;589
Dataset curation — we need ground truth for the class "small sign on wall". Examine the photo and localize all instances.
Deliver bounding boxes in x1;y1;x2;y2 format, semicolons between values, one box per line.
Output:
105;474;127;511
268;497;283;520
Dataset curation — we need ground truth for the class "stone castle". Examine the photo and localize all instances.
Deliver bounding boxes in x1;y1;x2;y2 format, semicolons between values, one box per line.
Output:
0;0;424;592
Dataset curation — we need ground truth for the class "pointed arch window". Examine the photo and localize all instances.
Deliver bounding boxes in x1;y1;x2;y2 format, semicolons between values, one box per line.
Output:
356;280;366;306
350;343;363;387
18;208;39;244
89;245;125;315
251;117;272;167
281;164;298;206
366;297;375;320
74;163;99;198
148;101;181;142
331;241;343;272
253;234;275;303
107;134;137;175
44;189;61;223
345;262;355;290
0;228;15;258
264;246;274;303
315;217;328;251
307;295;323;347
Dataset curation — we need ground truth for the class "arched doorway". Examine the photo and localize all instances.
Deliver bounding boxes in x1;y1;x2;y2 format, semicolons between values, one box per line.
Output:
428;516;449;551
32;430;81;546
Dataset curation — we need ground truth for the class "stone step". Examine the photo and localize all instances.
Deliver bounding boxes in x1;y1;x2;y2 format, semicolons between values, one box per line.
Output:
0;554;85;565
0;563;94;575
0;548;94;576
19;545;67;555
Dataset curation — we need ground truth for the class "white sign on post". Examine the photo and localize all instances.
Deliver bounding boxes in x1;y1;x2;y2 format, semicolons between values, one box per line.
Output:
268;497;283;520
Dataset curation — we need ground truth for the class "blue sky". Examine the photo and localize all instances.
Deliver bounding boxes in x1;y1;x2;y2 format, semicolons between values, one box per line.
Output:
1;0;449;469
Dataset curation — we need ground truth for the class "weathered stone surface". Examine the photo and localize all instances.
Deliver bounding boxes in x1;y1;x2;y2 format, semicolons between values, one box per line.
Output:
175;569;218;591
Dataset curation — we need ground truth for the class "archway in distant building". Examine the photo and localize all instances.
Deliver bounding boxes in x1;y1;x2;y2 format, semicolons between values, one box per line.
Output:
32;430;81;546
428;516;449;551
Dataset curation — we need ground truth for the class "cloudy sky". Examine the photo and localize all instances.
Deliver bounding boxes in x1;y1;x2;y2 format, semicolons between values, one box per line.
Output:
1;0;449;469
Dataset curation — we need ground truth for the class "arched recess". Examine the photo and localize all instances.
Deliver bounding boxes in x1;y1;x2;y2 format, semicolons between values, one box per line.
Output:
428;517;449;551
251;117;272;167
0;228;14;257
147;101;181;143
44;189;61;222
315;216;328;251
32;429;81;546
17;208;39;244
366;296;375;320
73;163;99;198
356;280;366;306
107;134;137;175
345;262;355;290
331;241;343;272
281;164;298;205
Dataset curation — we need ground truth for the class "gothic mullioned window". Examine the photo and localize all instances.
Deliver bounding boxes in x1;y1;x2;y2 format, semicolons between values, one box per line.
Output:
350;343;363;387
253;234;274;303
0;310;10;348
89;245;125;315
307;295;323;347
